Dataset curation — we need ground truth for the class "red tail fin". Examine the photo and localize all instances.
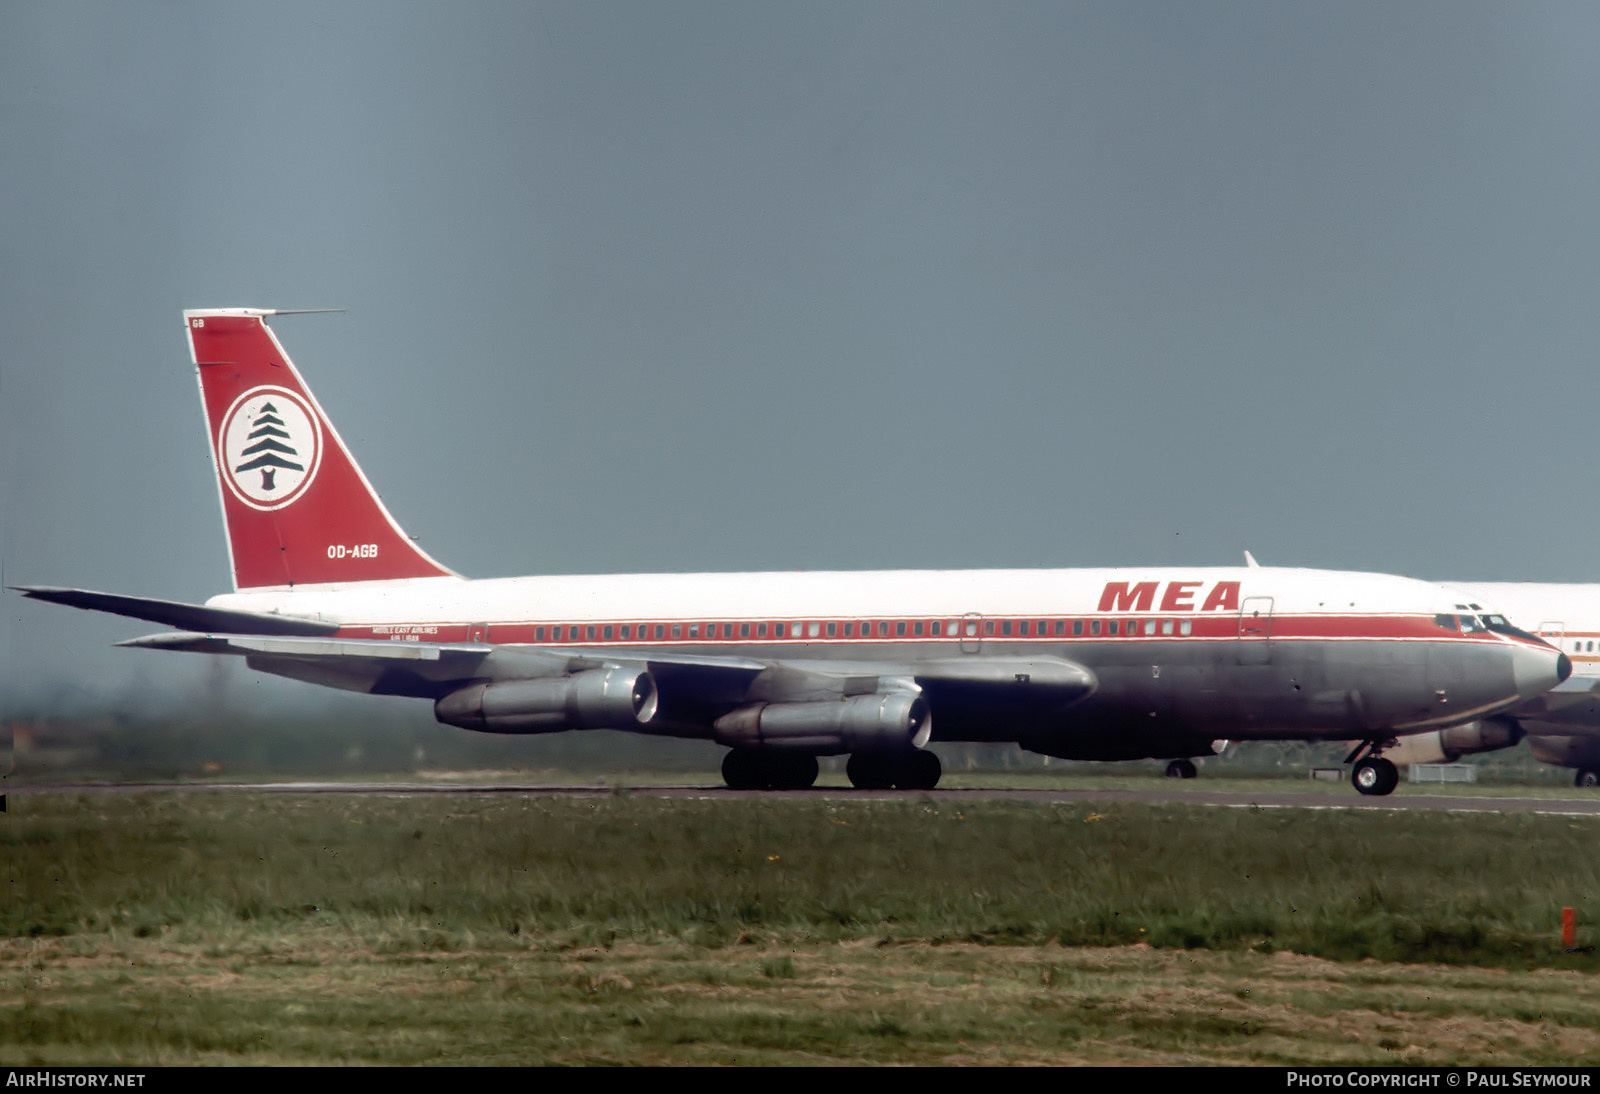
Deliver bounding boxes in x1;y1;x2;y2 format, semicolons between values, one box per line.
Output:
185;309;457;590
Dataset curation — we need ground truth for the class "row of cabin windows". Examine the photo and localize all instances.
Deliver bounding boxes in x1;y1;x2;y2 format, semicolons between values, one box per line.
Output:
530;618;1197;642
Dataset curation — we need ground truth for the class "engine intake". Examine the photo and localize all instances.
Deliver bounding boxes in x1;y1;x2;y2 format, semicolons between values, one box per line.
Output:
435;667;658;733
713;692;931;753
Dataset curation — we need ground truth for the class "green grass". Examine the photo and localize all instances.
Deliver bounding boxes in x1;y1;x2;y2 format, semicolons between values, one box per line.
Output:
6;791;1600;1064
7;792;1599;962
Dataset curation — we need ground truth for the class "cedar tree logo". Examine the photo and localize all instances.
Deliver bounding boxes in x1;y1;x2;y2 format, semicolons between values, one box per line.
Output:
218;386;322;510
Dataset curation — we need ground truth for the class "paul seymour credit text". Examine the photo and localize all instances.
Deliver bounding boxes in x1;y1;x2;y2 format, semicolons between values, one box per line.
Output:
1288;1076;1591;1087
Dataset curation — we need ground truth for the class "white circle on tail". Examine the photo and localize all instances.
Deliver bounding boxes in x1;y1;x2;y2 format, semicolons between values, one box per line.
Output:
217;386;323;511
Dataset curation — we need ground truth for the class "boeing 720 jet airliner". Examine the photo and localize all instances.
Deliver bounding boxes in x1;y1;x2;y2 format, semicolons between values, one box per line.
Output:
15;310;1572;795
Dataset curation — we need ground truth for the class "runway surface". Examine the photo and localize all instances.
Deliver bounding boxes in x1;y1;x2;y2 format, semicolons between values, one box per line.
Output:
13;781;1600;816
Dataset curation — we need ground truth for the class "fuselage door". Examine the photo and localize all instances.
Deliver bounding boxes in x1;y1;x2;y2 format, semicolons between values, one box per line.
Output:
1237;597;1274;665
468;622;490;644
960;612;983;654
1538;621;1567;652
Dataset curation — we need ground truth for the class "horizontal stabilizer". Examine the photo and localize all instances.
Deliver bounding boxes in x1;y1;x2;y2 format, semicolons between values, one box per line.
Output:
12;586;338;636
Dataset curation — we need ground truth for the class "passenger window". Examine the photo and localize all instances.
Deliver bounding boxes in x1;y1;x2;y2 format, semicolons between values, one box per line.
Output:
896;621;906;637
1144;620;1157;636
1001;621;1012;637
1018;621;1030;637
758;622;768;638
604;625;614;640
1108;621;1119;636
740;623;750;638
913;621;923;636
878;621;889;637
827;622;837;637
655;624;665;639
672;624;682;639
1090;620;1101;636
1072;620;1083;636
1161;621;1174;636
1180;620;1192;636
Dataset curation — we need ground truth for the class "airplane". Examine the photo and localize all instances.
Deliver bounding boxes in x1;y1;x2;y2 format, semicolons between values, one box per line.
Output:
13;308;1573;796
1382;583;1600;787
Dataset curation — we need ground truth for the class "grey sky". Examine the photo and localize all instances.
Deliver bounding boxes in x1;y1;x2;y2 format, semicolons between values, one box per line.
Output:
5;2;1600;703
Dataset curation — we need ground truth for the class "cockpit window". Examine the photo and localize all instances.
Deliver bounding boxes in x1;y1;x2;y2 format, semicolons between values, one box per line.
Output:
1434;613;1460;632
1477;613;1545;644
1458;614;1485;633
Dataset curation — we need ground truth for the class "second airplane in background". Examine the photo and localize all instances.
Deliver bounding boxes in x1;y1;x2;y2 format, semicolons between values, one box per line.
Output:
15;310;1572;795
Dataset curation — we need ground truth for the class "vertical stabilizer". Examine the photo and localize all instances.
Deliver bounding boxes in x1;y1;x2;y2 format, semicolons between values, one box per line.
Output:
185;309;457;590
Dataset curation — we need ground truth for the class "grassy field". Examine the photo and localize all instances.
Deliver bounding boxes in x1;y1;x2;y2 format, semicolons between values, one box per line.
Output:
6;788;1600;1064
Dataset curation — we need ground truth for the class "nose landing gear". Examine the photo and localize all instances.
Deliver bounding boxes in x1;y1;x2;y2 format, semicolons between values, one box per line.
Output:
1345;740;1400;796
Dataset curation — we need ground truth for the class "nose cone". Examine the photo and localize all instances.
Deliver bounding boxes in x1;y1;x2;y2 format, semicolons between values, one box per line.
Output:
1511;641;1571;700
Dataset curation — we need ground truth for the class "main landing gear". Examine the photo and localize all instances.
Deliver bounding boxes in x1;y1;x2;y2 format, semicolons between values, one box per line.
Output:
1165;759;1198;779
721;749;819;791
1576;769;1600;789
719;748;944;790
1344;740;1400;797
845;749;942;791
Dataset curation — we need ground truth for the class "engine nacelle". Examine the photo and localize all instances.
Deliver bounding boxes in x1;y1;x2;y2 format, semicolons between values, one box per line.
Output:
713;693;931;753
1385;718;1522;765
434;667;659;734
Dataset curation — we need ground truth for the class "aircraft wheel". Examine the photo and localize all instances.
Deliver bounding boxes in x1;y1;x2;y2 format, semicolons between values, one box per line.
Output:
1352;756;1399;797
895;749;942;791
1576;769;1600;789
722;749;769;790
770;753;819;791
1165;759;1198;780
846;752;896;790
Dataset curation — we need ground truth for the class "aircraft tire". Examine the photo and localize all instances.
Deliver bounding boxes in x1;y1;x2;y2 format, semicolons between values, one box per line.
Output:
1165;759;1198;779
846;752;896;790
771;753;819;791
722;749;769;790
1576;769;1600;789
895;749;942;791
1352;757;1399;796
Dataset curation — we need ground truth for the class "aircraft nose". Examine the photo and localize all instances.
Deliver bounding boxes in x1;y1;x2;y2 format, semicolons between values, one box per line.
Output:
1511;642;1570;699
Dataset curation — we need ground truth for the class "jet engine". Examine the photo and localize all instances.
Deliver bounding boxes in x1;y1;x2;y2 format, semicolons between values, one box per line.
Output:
434;666;658;733
713;692;931;753
1384;717;1522;765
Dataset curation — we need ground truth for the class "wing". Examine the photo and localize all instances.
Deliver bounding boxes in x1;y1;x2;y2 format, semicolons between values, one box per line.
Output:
1505;676;1600;735
118;631;1096;743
